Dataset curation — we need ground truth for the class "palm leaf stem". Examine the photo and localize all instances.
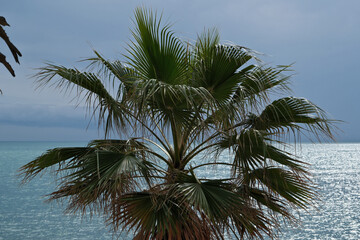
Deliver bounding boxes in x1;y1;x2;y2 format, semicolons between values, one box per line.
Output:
186;119;248;155
133;137;170;163
122;107;172;154
169;115;182;168
190;162;234;170
145;162;168;175
148;112;172;150
128;175;167;180
182;142;220;167
180;102;205;149
92;50;126;81
182;122;206;155
183;120;249;166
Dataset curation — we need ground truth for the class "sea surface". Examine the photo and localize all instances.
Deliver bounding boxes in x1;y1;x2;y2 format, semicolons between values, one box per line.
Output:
1;142;360;239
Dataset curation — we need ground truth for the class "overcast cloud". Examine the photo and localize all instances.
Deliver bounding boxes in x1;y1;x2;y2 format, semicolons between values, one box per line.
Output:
1;0;359;141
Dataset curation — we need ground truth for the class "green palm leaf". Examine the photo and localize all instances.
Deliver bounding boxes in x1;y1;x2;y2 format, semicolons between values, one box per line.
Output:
174;171;274;239
216;129;307;174
126;8;188;84
21;140;155;213
192;29;254;102
237;185;289;216
175;171;241;218
35;64;127;135
251;97;334;139
84;50;137;95
132;79;214;128
245;167;314;208
20;147;93;182
113;191;215;240
233;65;291;102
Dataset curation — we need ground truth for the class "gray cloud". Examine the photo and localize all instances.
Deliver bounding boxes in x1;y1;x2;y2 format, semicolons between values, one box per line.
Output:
0;103;89;128
1;0;359;141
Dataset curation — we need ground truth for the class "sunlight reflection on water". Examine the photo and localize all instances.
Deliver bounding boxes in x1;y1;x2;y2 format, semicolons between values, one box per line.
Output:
0;142;359;239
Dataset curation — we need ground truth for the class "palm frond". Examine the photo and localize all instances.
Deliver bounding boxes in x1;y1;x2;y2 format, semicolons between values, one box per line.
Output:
20;140;157;214
84;50;137;96
192;30;255;103
173;171;274;239
20;147;93;182
126;7;188;84
112;190;215;240
245;167;315;208
232;65;292;109
237;185;289;217
251;96;335;140
131;78;215;129
216;129;307;174
35;64;127;135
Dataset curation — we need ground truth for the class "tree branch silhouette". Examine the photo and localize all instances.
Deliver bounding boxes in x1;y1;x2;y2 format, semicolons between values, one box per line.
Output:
0;16;22;77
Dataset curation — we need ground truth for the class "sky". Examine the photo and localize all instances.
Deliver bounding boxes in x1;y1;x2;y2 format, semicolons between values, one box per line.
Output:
0;0;359;142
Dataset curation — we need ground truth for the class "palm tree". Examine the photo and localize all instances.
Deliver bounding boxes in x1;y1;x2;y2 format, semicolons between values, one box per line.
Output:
20;8;335;239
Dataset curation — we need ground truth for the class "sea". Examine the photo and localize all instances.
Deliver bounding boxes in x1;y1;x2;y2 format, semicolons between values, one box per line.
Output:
1;141;360;239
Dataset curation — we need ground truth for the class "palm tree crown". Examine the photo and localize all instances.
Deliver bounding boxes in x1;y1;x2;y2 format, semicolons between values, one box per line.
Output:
20;8;335;239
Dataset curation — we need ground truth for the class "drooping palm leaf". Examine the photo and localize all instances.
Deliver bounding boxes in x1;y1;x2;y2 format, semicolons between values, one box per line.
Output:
233;65;291;102
244;167;315;208
251;97;334;140
35;64;127;135
84;50;137;95
20;147;93;182
216;128;307;174
112;190;215;240
173;171;274;239
21;140;156;214
237;185;289;217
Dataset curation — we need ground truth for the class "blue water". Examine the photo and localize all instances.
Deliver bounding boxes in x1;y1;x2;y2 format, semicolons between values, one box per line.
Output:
1;142;360;239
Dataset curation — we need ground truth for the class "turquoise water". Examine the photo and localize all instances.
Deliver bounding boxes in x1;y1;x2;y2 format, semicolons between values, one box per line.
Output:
0;142;119;240
1;142;360;239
